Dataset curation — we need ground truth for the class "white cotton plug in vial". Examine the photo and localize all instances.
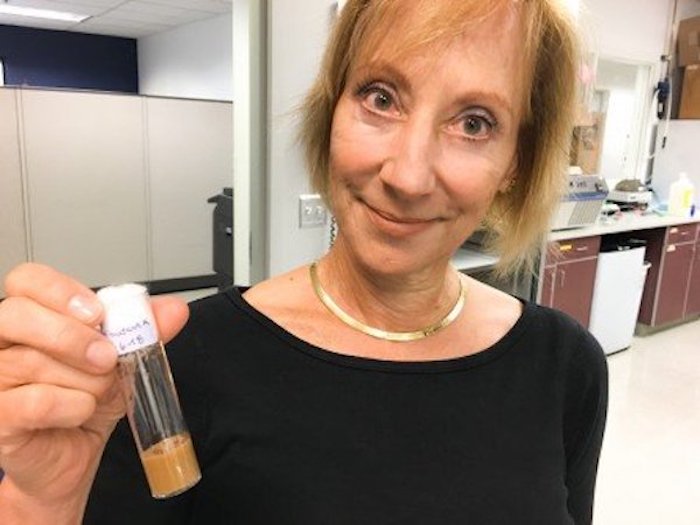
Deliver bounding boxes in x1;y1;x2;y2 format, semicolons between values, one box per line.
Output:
97;284;201;499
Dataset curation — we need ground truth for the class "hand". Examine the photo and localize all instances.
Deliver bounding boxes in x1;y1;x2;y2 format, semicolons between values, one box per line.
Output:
0;263;189;522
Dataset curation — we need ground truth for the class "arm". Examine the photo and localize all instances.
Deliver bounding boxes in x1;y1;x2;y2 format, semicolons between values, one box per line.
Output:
563;329;609;524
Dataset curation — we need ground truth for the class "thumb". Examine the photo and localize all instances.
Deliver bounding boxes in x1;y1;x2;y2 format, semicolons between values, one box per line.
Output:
150;296;190;344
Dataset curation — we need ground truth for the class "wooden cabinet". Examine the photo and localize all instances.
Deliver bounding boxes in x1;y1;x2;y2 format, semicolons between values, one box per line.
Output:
686;231;700;317
655;242;695;325
637;223;700;329
541;236;601;328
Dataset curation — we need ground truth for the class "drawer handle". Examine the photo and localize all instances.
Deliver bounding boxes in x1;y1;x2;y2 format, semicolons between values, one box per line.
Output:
575;246;589;252
667;245;676;253
670;227;679;234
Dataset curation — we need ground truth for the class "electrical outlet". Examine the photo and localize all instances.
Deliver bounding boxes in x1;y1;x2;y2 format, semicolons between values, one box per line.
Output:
299;194;328;228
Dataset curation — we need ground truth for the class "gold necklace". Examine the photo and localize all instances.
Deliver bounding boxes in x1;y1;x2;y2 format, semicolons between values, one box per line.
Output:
309;262;466;342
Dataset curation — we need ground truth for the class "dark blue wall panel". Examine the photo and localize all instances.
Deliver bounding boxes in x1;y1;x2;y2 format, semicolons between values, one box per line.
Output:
0;25;137;93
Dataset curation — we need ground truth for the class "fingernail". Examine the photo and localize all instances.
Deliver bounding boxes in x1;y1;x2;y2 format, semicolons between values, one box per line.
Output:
69;295;101;322
86;340;118;370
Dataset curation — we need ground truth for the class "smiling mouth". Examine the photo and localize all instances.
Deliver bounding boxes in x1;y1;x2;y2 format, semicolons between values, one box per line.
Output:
363;201;439;225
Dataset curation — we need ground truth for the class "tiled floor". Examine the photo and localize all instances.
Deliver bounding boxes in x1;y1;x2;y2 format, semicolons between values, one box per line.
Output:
594;317;700;524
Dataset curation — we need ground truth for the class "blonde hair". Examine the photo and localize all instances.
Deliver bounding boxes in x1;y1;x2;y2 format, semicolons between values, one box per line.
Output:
299;0;580;276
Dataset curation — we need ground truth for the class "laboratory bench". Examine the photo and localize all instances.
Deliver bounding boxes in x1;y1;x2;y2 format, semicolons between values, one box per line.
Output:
452;213;700;338
545;213;700;334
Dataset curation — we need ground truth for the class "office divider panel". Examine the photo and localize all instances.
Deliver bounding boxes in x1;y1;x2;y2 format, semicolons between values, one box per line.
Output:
21;90;149;287
146;97;233;281
0;88;28;296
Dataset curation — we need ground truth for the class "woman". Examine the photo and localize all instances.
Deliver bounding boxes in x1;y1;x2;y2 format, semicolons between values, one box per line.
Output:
0;0;607;523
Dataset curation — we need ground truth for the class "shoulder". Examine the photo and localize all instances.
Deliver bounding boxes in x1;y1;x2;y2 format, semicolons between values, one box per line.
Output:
527;301;602;351
242;266;313;313
526;303;607;387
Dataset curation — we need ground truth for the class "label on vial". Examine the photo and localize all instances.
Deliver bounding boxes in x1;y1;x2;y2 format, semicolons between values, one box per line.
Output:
102;315;158;355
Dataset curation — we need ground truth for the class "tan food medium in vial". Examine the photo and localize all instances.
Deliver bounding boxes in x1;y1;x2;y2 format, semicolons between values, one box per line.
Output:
140;433;201;498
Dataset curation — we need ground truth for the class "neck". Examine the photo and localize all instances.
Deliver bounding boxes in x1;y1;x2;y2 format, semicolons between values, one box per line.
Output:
318;238;462;333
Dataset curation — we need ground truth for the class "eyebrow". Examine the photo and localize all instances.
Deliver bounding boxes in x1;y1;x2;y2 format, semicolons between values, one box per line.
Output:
353;61;412;95
452;91;515;120
353;61;514;120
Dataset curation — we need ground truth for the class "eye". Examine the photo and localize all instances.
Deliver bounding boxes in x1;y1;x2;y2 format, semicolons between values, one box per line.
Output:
368;89;394;111
460;115;494;140
356;82;400;116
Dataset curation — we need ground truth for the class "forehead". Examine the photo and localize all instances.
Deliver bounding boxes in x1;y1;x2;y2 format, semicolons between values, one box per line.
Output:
348;0;528;112
351;0;522;66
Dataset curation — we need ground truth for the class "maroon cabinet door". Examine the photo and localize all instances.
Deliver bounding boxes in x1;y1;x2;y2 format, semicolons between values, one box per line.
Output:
655;243;695;325
685;244;700;317
541;266;556;308
551;257;598;328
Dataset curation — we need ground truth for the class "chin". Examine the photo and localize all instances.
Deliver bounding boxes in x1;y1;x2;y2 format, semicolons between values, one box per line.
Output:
342;233;455;279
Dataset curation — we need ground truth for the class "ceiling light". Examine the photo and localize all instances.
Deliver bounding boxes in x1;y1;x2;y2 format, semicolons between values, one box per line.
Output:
0;4;90;23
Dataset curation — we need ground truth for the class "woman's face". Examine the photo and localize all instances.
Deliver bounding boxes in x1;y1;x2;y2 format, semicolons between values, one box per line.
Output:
328;4;526;276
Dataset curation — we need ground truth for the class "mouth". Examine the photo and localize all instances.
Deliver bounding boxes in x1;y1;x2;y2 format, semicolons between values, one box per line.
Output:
361;199;438;223
361;200;442;235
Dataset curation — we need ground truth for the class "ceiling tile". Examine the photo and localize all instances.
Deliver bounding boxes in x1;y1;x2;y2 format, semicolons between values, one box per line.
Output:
146;0;232;14
0;0;232;38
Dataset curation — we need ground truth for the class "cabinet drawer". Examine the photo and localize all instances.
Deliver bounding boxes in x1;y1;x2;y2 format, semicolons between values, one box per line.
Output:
546;236;601;264
666;223;697;245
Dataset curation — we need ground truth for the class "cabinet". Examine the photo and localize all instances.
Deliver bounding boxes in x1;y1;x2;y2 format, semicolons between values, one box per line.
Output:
637;223;699;329
541;236;601;328
685;230;700;317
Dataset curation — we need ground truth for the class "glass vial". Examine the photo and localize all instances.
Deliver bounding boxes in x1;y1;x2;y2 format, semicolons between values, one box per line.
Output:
97;284;201;499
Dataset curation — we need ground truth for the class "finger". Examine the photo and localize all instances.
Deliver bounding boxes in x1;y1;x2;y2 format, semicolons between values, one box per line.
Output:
0;346;115;399
0;297;117;373
150;296;189;344
0;384;97;433
4;263;103;325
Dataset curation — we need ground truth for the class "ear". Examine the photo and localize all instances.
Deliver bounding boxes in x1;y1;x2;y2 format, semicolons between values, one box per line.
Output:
497;154;519;193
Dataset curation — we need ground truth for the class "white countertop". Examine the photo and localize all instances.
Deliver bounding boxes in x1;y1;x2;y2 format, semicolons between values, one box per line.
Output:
549;212;700;242
452;246;500;273
451;212;700;273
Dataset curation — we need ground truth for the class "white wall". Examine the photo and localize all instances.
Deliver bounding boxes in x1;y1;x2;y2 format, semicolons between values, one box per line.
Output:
652;121;700;205
581;0;671;62
678;0;700;19
266;0;332;276
138;13;232;101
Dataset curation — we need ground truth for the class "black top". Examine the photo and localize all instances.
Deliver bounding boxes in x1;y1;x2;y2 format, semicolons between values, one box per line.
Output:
85;288;608;524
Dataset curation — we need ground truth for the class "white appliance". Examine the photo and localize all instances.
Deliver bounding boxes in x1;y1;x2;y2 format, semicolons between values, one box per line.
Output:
551;173;609;230
588;240;649;355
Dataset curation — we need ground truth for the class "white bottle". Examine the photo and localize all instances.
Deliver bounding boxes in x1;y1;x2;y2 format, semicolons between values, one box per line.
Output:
668;172;695;217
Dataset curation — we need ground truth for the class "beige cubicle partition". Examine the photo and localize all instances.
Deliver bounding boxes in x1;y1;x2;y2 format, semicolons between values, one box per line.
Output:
21;90;149;288
0;89;27;296
0;86;233;293
146;97;233;281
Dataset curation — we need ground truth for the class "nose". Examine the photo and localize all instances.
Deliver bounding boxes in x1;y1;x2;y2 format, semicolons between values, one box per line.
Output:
379;116;437;199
